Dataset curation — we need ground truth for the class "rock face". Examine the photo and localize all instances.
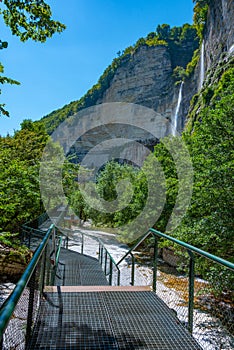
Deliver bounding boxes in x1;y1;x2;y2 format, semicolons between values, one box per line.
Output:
66;44;195;165
98;45;174;121
204;0;234;71
0;243;32;283
96;44;192;136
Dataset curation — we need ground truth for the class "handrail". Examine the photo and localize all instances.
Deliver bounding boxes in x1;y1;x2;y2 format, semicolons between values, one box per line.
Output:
22;212;49;230
92;236;118;267
22;226;46;235
116;231;152;266
0;224;54;340
55;236;63;267
115;227;234;335
149;228;234;271
116;228;234;272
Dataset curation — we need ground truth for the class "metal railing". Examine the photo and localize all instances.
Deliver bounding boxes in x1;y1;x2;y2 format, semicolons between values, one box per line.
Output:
97;238;120;285
116;228;234;349
15;211;233;350
59;228;120;286
0;224;60;350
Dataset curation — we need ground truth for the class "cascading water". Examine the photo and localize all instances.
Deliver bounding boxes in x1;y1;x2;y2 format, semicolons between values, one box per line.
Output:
172;81;183;136
199;40;205;90
228;44;234;55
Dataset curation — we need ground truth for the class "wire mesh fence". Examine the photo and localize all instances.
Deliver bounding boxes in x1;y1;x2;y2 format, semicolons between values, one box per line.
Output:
118;231;234;350
153;249;233;350
0;227;56;350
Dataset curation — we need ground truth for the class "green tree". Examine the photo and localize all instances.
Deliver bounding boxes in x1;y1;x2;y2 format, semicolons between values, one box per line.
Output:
193;0;209;38
0;121;48;231
156;24;171;41
0;0;66;116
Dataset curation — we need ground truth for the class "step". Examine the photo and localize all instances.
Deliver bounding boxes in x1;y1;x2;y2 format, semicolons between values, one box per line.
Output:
44;285;152;293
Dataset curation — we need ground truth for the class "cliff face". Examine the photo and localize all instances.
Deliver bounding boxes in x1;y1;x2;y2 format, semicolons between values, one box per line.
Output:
97;43;196;136
98;45;174;121
204;0;234;71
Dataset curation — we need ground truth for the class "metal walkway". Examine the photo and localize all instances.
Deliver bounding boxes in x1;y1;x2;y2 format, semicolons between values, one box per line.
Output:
54;248;109;286
27;248;202;350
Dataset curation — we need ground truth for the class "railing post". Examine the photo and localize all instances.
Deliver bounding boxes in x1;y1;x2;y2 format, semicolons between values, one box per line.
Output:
104;250;108;275
109;260;113;285
153;236;158;292
52;226;57;263
117;268;120;286
98;243;101;263
41;246;47;292
81;233;84;255
130;253;135;286
100;246;103;266
25;269;36;347
188;250;195;334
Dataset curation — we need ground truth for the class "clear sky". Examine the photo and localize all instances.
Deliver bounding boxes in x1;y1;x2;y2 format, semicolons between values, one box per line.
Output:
0;0;194;136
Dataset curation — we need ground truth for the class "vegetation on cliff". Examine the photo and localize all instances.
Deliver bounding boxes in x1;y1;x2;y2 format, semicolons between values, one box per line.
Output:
38;23;199;134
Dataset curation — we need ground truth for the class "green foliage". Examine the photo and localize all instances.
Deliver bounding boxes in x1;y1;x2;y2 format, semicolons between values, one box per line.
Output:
204;264;234;297
0;121;49;231
70;161;147;229
1;0;66;42
0;0;65;116
173;67;234;264
0;232;29;259
173;66;187;83
0;61;20;117
185;48;200;77
152;139;179;232
193;0;210;38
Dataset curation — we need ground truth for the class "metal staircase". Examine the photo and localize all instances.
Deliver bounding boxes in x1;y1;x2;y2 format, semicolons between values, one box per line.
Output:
0;210;233;349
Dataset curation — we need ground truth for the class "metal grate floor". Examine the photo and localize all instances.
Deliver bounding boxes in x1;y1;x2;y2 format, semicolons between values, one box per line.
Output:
26;248;202;349
27;290;202;350
54;248;109;286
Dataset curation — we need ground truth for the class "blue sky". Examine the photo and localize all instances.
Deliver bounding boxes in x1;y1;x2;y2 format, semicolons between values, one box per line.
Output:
0;0;194;136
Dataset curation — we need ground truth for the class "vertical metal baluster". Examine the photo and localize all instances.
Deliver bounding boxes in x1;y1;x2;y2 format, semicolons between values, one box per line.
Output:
109;260;113;285
117;268;120;286
104;250;108;275
188;250;195;333
81;233;84;255
25;270;36;347
41;246;47;292
98;243;101;263
130;253;135;286
153;236;158;292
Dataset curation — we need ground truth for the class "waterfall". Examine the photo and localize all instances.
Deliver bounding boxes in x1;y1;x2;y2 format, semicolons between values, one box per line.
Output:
199;40;205;90
229;44;234;54
173;82;183;136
